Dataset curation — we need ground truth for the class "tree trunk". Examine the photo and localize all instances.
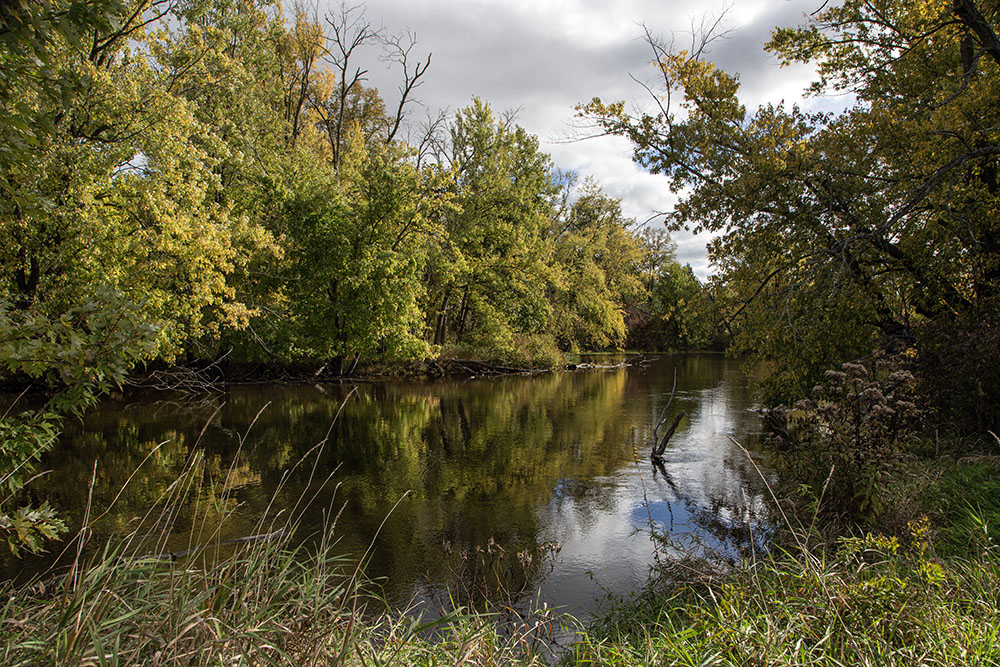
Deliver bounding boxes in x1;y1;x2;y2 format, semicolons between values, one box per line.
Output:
433;288;452;346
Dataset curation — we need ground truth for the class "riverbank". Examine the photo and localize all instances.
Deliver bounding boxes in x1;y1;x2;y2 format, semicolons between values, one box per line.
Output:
109;351;654;393
115;353;581;389
568;450;1000;666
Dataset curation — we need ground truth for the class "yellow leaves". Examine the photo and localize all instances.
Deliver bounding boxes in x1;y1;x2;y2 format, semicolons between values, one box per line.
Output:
576;97;625;121
311;68;337;102
660;50;741;111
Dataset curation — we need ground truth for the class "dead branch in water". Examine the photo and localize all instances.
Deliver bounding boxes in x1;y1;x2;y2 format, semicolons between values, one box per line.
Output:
651;367;683;460
652;410;685;460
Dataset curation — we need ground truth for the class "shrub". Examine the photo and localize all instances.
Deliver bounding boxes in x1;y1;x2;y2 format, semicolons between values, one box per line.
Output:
767;356;921;519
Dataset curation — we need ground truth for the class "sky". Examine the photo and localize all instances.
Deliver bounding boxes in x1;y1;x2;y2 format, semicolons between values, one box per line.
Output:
326;0;849;279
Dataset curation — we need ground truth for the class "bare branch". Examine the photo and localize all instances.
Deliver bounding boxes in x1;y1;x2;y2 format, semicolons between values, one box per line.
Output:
410;107;449;169
323;1;383;173
688;1;737;60
382;30;432;144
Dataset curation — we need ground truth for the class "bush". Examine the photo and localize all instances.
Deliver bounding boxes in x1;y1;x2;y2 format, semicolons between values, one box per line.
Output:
766;356;921;519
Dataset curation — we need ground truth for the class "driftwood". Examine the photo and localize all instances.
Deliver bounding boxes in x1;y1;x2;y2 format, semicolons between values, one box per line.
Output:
448;359;548;377
126;350;232;393
566;355;646;371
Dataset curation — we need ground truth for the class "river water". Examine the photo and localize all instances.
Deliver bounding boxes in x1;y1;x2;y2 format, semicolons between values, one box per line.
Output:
3;353;773;618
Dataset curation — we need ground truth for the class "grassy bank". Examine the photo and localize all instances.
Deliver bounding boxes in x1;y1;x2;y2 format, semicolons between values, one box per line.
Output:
0;528;561;665
0;444;563;666
568;454;1000;667
2;453;997;665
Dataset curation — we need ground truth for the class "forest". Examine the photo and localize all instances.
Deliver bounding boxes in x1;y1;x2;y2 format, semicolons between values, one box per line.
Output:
2;0;1000;664
1;0;710;377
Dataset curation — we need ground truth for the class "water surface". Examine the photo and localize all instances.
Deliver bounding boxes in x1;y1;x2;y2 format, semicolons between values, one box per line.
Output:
5;353;773;617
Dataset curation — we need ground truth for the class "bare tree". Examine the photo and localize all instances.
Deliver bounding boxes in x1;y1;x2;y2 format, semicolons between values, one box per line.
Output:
410;107;450;170
285;0;327;146
324;1;382;173
381;30;432;144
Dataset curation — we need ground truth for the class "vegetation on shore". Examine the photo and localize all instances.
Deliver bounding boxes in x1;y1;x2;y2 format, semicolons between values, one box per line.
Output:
3;0;1000;665
567;0;1000;658
567;445;1000;667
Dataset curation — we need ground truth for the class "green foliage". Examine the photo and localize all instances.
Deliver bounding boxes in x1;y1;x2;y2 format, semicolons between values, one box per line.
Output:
915;314;1000;434
0;0;252;553
919;455;1000;559
245;137;439;363
627;228;720;351
0;503;65;558
425;99;560;359
1;1;258;352
0;291;158;552
0;0;124;213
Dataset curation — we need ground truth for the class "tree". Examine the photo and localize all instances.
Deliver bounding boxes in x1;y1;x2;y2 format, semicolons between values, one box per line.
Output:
311;1;430;172
583;1;1000;418
426;99;560;363
638;227;676;294
548;179;646;351
0;0;183;553
247;132;444;371
0;0;288;552
627;228;717;351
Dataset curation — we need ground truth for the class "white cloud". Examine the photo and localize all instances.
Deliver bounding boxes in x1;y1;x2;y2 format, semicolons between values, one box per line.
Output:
327;0;836;279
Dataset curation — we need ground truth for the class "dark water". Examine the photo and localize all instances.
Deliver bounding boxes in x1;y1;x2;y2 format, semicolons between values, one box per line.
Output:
4;353;773;617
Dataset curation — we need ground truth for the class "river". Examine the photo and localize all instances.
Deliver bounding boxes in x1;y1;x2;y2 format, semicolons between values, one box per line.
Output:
2;352;774;618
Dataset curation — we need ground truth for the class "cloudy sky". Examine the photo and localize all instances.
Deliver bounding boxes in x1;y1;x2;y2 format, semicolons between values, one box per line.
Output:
330;0;847;278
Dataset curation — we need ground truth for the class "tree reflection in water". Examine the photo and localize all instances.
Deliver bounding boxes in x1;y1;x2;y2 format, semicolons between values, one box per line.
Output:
1;353;774;617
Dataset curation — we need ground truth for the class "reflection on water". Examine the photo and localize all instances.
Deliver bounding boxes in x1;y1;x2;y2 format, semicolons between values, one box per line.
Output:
2;353;773;617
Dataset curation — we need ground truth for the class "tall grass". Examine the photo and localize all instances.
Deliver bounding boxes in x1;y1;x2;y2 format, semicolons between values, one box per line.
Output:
0;519;561;665
570;539;1000;666
0;401;556;666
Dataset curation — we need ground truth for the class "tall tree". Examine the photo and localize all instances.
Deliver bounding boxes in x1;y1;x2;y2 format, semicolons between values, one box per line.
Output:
426;99;559;362
548;179;646;351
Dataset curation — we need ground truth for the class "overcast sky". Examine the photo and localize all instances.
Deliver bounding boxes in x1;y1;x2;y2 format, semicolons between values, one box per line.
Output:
328;0;847;278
